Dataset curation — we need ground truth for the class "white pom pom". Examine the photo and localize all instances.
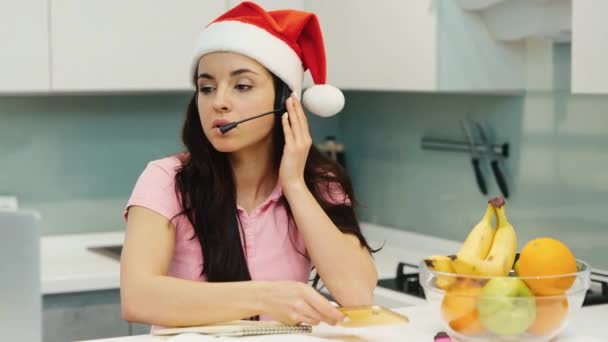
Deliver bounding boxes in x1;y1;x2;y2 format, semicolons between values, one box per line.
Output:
302;84;345;117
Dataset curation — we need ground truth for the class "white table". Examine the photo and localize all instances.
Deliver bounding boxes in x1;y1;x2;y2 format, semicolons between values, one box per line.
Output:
80;304;608;342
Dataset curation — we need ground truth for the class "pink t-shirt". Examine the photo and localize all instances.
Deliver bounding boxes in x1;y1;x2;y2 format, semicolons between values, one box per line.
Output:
124;155;313;284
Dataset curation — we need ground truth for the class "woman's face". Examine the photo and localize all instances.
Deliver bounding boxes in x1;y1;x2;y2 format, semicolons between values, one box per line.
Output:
196;52;277;153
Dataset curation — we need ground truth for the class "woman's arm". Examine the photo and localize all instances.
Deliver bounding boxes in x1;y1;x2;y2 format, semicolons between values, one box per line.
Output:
283;184;378;306
120;206;343;327
279;95;377;307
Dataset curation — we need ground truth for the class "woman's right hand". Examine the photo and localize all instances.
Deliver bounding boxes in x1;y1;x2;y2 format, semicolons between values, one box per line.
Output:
259;281;345;326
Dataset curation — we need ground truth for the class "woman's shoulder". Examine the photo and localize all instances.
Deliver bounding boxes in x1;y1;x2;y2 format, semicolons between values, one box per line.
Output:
125;153;188;222
143;153;188;177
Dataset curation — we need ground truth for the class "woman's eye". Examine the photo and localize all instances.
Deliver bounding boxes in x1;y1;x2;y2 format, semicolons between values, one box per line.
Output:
235;84;252;91
199;86;215;94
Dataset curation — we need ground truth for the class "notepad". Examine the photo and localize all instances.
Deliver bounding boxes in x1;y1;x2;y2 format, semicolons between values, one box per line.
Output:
152;320;312;337
153;305;408;338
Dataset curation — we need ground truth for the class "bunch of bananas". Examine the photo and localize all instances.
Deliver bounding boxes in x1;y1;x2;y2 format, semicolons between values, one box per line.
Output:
423;197;517;289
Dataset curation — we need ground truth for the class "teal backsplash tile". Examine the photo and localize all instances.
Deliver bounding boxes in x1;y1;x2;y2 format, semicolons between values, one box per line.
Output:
0;94;341;235
1;43;606;269
341;89;608;269
339;42;608;268
341;91;524;233
0;94;188;234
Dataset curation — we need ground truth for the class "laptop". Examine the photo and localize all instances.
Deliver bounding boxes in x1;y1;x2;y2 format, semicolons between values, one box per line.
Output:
0;210;41;342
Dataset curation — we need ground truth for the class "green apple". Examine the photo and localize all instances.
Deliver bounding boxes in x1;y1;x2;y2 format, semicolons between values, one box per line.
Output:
477;277;536;336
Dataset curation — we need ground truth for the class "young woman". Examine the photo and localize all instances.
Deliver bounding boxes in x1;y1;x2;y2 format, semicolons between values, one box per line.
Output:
120;2;377;329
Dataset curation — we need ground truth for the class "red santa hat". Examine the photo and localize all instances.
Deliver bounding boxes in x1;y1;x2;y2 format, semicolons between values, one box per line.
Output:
191;1;344;117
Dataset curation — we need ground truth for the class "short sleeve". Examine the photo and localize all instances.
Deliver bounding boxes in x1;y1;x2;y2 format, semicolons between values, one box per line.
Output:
124;159;182;223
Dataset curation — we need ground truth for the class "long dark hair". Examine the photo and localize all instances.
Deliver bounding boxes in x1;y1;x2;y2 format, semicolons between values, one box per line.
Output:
174;71;376;286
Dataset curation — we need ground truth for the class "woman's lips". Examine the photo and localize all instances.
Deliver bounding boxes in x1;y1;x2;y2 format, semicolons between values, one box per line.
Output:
212;119;232;129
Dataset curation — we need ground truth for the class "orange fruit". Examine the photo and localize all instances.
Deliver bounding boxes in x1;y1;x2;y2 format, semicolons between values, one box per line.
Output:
441;278;485;335
528;296;569;335
518;238;577;296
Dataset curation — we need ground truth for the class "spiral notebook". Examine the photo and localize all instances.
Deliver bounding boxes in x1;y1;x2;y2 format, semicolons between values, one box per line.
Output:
152;320;312;337
152;305;408;338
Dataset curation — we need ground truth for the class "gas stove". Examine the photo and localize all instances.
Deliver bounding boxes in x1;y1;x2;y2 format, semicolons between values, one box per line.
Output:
377;261;608;306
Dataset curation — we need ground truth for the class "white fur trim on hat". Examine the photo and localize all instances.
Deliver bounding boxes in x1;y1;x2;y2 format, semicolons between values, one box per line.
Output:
302;84;345;117
192;21;303;99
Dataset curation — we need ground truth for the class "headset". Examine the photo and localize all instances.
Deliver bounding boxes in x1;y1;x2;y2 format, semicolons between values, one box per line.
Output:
274;81;291;115
193;82;290;114
194;81;292;134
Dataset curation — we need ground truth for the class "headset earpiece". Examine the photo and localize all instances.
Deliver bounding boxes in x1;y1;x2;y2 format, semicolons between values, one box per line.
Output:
276;83;291;114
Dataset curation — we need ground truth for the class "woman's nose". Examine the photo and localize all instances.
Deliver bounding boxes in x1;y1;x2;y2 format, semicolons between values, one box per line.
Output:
212;87;231;113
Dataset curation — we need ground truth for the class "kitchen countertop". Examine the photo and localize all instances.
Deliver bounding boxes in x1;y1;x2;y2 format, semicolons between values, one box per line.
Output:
44;223;607;341
41;222;462;295
79;304;608;342
41;231;125;294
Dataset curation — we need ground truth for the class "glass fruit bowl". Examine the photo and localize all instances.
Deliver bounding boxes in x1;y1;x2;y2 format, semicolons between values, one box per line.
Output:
418;259;591;342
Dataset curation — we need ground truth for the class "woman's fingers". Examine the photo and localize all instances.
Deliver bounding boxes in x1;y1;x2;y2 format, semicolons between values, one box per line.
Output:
291;300;322;326
291;95;310;141
282;112;294;146
287;96;304;146
303;288;345;325
285;97;301;144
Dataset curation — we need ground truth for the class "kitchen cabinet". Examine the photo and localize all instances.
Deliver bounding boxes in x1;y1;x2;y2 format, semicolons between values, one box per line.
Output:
2;1;526;94
305;0;525;92
571;0;608;94
0;0;50;93
43;290;129;342
50;0;226;92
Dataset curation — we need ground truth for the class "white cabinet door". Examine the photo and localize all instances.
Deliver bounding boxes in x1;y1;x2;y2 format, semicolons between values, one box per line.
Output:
0;0;50;93
306;1;524;92
306;0;436;91
227;0;304;11
43;290;128;342
50;0;226;92
572;0;608;94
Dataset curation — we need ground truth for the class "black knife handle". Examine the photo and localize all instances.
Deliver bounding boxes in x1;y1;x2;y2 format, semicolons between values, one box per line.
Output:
472;159;487;195
491;160;509;198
